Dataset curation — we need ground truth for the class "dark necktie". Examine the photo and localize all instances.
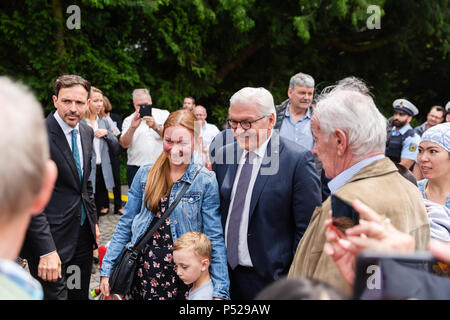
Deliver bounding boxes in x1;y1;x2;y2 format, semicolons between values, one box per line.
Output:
72;129;86;226
227;152;253;269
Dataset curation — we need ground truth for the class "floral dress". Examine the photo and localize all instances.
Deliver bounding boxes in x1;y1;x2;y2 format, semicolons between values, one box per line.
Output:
129;197;190;300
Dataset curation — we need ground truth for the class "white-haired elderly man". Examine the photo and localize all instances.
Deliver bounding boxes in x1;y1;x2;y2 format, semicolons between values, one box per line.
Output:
288;80;430;297
120;88;170;187
212;87;321;299
0;77;57;299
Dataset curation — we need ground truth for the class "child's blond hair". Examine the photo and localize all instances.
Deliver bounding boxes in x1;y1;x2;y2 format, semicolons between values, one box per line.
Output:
173;232;212;261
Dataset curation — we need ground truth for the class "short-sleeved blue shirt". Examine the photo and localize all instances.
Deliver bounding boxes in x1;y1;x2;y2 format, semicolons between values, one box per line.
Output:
391;124;421;162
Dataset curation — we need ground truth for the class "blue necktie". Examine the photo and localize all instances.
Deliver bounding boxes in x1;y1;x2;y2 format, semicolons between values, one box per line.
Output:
227;152;253;270
72;129;86;226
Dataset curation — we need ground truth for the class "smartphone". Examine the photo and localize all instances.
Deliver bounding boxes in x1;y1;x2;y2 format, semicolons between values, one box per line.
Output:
353;251;447;300
331;195;359;234
139;104;152;118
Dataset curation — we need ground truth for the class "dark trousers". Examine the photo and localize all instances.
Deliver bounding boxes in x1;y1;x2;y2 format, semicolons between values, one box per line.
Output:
126;165;140;188
28;222;94;300
110;152;122;212
95;164;109;217
229;265;273;300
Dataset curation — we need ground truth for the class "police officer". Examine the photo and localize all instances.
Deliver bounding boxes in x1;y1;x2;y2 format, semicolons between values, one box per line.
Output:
385;99;421;169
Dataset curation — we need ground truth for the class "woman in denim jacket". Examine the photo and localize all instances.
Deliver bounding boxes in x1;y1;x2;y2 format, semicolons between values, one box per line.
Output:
100;110;229;300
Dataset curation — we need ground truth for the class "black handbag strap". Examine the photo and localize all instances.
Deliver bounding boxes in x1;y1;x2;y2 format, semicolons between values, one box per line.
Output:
132;167;201;254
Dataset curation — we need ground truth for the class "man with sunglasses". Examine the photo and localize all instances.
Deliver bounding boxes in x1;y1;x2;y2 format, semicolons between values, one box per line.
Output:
212;87;321;299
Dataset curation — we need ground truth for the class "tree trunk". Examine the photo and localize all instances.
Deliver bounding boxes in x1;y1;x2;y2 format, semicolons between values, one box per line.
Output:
52;0;66;72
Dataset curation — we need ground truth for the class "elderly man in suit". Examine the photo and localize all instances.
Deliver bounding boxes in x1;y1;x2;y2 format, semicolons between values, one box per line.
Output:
288;78;430;297
21;75;100;300
212;87;321;299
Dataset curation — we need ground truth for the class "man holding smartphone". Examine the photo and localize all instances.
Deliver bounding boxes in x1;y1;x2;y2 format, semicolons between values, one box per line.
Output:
120;88;170;187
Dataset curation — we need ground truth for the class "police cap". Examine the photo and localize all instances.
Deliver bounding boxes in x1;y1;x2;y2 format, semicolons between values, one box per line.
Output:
392;99;419;117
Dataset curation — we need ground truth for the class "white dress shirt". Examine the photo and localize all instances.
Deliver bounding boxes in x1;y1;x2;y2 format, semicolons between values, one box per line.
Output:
200;121;220;148
225;133;272;267
122;108;170;166
53;111;84;171
85;117;101;165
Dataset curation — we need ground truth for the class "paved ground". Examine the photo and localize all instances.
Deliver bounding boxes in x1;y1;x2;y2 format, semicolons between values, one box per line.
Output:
89;212;121;299
89;185;128;299
20;185;128;300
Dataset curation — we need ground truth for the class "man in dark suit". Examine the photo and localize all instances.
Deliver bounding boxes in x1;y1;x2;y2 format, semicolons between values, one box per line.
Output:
212;87;321;299
21;75;99;300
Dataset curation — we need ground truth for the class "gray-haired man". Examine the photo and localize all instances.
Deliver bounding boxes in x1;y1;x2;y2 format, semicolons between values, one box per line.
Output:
274;72;315;151
120;88;170;187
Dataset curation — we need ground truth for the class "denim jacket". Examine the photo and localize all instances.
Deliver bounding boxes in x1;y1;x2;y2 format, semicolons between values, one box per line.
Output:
100;162;230;299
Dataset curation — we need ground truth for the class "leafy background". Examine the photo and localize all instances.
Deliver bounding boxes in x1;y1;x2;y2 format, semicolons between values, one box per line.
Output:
1;0;449;182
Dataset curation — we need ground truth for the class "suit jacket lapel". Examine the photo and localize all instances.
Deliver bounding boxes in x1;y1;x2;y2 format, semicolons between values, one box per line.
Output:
48;113;80;185
79;121;91;184
249;135;282;221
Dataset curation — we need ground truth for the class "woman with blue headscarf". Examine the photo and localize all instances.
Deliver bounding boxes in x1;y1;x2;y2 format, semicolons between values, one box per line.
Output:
417;123;450;241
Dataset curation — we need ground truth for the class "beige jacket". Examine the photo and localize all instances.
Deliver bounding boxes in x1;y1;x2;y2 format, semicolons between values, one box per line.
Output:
288;157;430;297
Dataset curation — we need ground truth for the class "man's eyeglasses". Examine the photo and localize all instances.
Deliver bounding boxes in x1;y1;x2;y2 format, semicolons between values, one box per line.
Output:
227;115;268;130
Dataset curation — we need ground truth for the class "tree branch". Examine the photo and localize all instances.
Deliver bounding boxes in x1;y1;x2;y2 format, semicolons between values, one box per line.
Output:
52;0;66;72
214;34;270;83
322;32;400;53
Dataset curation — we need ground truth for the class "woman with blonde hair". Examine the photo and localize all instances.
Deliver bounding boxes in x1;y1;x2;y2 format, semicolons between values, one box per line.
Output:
100;109;229;300
84;87;119;217
102;95;123;215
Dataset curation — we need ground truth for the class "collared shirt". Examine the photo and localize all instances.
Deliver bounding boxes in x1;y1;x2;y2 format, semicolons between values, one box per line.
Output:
414;121;428;137
225;133;272;267
122;108;170;166
194;121;221;166
328;154;385;194
0;259;43;300
200;121;221;148
279;103;314;151
54;111;84;172
391;124;421;162
85;116;101;165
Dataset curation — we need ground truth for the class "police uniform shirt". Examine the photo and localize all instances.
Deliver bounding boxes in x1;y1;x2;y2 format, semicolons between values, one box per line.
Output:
390;124;421;162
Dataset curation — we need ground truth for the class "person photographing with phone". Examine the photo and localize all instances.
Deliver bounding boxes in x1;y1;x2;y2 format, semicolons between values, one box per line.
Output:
120;88;170;187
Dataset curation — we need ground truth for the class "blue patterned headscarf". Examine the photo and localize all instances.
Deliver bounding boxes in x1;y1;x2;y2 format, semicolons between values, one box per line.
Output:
420;122;450;152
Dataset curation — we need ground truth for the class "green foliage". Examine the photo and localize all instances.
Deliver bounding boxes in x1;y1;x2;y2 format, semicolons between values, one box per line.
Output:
0;0;449;128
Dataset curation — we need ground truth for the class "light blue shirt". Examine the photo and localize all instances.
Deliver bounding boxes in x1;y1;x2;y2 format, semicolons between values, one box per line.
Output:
0;259;43;300
279;103;314;151
328;154;386;194
391;124;421;162
187;279;214;300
